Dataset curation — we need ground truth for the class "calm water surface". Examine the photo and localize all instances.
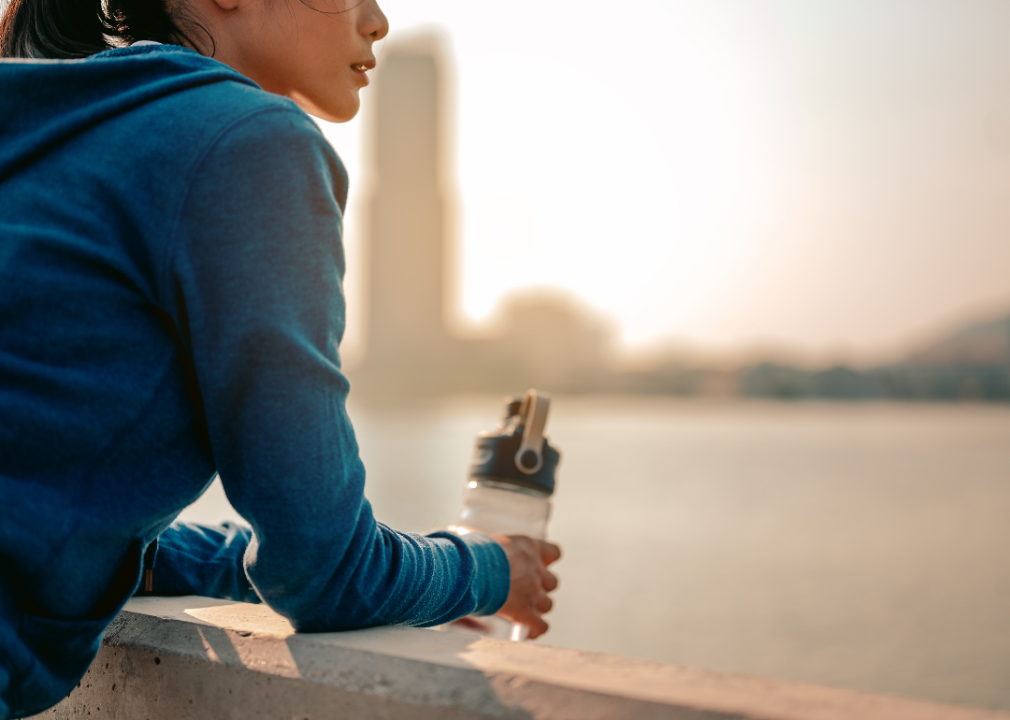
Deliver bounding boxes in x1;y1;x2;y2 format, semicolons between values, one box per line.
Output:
179;397;1010;711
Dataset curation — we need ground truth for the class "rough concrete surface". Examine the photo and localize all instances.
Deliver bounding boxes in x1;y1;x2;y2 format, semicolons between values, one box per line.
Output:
26;597;1010;720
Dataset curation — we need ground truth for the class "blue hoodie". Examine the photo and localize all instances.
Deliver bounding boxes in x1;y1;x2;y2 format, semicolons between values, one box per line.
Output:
0;44;508;719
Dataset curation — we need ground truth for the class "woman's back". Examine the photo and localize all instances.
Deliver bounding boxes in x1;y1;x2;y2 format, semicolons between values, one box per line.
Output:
0;44;339;617
0;44;387;714
0;44;286;609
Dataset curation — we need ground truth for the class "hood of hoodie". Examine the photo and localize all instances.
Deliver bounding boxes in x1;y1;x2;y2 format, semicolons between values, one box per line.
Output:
0;44;258;183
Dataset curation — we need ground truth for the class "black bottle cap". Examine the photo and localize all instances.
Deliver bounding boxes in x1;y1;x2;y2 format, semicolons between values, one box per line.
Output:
467;391;561;496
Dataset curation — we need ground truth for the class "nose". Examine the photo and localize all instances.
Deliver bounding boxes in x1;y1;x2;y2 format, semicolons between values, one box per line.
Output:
363;0;389;41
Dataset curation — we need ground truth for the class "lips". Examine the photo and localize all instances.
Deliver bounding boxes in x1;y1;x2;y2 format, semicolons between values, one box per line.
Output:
351;59;376;72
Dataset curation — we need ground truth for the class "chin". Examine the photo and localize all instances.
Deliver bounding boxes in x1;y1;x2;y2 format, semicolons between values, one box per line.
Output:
290;91;360;124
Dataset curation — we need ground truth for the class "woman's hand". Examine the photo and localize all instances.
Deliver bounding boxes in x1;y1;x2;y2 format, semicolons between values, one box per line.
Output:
489;534;562;639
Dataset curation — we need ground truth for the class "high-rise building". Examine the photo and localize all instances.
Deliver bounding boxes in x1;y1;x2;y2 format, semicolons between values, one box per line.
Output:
365;39;450;373
354;36;611;395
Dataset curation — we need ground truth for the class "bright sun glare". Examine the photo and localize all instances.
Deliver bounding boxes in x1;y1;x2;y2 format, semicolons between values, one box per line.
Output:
319;0;1010;364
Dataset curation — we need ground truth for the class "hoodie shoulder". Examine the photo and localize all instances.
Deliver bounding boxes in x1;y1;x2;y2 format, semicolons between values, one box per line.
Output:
0;44;343;302
0;45;309;183
92;45;306;147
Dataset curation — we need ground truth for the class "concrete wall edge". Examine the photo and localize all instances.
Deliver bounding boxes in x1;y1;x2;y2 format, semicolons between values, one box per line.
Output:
28;596;1010;720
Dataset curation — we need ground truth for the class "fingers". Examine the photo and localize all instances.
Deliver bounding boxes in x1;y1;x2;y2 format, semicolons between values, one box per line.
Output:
496;592;551;637
525;615;549;640
489;534;562;639
540;567;559;592
539;541;562;566
535;592;553;614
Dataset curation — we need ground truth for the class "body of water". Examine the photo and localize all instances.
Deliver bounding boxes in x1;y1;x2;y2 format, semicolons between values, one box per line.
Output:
179;397;1010;711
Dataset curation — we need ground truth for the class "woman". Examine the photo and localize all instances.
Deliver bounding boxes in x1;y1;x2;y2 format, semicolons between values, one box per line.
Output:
0;0;560;716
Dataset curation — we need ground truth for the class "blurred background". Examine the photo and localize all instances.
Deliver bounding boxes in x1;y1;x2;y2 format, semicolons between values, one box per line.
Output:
181;0;1010;712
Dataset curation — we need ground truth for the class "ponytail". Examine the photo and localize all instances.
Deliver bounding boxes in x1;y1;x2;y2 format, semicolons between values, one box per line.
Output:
0;0;201;59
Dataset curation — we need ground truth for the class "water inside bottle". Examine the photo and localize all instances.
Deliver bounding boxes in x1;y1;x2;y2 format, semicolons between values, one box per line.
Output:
452;480;551;538
447;481;551;640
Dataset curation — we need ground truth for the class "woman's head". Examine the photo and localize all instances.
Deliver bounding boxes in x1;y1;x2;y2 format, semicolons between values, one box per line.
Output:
0;0;388;122
186;0;388;121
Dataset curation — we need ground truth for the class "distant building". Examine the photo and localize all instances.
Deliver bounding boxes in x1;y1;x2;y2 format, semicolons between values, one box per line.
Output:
352;37;612;395
365;38;450;375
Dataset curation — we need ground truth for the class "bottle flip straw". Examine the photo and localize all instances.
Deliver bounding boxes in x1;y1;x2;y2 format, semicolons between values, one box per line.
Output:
449;389;561;641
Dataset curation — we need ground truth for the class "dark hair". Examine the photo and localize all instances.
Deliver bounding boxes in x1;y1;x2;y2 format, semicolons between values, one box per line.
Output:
0;0;202;58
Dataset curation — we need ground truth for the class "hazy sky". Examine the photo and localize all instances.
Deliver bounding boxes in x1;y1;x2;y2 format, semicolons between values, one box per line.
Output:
319;0;1010;365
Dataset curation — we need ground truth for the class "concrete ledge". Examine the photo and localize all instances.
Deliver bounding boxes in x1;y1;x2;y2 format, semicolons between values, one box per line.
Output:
28;597;1010;720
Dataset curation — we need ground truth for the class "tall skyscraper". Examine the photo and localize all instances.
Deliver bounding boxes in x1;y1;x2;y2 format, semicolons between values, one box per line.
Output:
366;40;449;372
355;36;611;395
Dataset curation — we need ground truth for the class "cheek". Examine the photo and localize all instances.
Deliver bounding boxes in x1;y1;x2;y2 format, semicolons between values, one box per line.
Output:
281;9;364;120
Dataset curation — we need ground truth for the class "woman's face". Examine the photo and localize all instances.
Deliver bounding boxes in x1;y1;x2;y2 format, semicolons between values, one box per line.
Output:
207;0;389;122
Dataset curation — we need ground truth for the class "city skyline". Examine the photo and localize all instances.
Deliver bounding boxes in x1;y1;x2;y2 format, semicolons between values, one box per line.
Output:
347;37;1007;399
317;1;1010;370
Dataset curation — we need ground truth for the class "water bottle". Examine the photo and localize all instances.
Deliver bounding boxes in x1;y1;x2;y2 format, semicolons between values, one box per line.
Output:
448;389;561;641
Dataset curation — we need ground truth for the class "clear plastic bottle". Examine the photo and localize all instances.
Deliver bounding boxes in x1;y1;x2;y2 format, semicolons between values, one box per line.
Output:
448;390;560;641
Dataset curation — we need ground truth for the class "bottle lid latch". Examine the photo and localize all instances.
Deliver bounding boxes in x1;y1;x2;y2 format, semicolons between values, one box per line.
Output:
515;389;550;475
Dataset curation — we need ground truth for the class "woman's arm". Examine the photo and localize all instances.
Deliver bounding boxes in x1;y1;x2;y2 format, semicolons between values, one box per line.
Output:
163;104;510;631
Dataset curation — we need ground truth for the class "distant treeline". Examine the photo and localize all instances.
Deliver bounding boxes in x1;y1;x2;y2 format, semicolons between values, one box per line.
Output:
737;362;1010;401
609;361;1010;401
612;314;1010;401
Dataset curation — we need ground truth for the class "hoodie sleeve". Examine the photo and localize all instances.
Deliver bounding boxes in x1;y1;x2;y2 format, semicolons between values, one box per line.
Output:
140;522;262;603
163;106;510;630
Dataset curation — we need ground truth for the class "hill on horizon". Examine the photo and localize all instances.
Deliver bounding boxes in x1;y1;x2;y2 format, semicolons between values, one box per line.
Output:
904;312;1010;366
